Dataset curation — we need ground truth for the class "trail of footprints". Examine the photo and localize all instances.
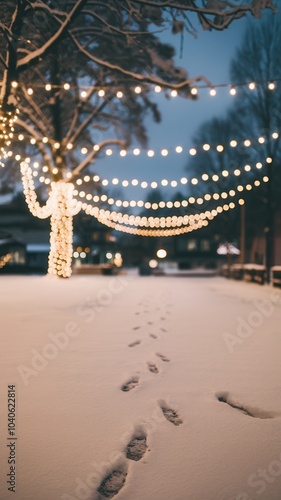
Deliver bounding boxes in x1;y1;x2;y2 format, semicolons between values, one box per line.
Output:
95;293;279;499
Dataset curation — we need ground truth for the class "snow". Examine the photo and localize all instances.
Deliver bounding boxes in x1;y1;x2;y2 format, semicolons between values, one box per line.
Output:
1;274;281;500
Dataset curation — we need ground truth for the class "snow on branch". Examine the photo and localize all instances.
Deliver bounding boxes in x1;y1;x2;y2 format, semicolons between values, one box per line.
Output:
70;32;212;90
18;0;88;70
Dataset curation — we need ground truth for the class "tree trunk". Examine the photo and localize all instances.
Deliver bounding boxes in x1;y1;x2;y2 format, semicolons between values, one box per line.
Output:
48;182;75;278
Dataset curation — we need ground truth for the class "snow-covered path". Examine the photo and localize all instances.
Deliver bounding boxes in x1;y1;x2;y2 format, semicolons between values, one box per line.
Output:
1;274;281;500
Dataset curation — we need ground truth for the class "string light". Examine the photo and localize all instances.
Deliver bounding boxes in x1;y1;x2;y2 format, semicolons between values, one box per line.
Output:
67;160;264;192
0;253;12;268
8;129;278;160
0;105;19;159
20;162;81;277
5;78;280;97
48;182;79;278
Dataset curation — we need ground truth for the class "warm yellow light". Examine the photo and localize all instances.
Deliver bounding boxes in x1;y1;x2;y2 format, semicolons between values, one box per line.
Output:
149;259;158;269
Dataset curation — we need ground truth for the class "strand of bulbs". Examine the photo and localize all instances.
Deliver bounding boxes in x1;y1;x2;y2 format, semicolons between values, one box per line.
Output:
10;78;280;99
12;130;279;160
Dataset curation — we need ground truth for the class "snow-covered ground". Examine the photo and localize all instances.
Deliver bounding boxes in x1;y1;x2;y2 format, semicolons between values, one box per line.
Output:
1;274;281;500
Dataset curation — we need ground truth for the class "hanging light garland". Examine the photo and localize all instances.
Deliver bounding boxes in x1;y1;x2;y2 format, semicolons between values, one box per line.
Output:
8;77;281;99
88;200;239;237
72;175;268;211
28;155;268;196
12;130;278;163
0;105;19;160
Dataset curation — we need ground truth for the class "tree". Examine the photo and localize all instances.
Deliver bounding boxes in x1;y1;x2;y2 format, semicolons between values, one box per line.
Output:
230;11;281;279
0;0;276;277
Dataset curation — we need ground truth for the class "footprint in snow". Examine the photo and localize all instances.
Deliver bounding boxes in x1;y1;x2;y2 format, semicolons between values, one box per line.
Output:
128;340;141;348
121;377;139;392
159;401;183;426
156;352;170;362
217;392;277;419
147;362;159;374
96;465;128;499
125;433;148;461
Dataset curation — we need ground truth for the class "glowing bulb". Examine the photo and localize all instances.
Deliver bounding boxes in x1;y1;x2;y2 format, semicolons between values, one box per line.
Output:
116;91;123;98
155;85;162;93
147;150;154;157
210;88;216;96
203;144;210;151
161;149;168;156
27;88;33;95
191;87;198;95
134;86;142;94
171;90;178;97
106;148;112;156
230;140;237;147
248;82;256;90
157;249;167;259
189;148;197;156
268;82;275;90
64;83;70;90
81;90;87;98
133;148;140;156
216;145;224;152
98;89;105;97
175;146;183;153
230;87;236;95
45;84;52;91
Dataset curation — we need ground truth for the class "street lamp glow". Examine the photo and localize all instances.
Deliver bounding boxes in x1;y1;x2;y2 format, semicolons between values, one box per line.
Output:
157;249;167;259
149;259;158;269
106;252;113;259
